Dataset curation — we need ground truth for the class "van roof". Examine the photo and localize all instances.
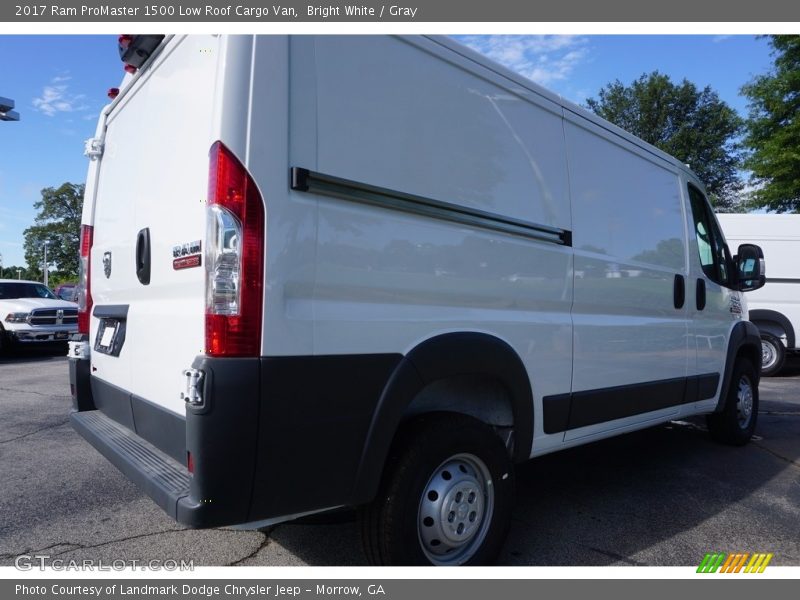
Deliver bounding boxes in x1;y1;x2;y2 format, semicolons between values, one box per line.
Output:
104;35;704;191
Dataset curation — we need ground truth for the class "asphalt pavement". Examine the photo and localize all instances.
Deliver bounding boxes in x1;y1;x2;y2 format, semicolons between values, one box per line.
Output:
1;346;798;567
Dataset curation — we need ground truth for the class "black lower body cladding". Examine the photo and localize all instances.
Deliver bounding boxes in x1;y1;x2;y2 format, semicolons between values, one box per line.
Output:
185;353;403;525
181;357;262;527
69;355;94;411
70;358;260;528
71;353;403;527
715;320;762;412
248;354;402;520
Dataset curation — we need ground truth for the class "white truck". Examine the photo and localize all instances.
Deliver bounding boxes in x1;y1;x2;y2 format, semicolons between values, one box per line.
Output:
0;279;78;352
69;35;766;565
717;214;800;376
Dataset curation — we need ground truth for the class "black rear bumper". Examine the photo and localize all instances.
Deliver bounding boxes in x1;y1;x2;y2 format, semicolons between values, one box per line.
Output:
69;356;260;528
70;410;192;521
69;353;402;528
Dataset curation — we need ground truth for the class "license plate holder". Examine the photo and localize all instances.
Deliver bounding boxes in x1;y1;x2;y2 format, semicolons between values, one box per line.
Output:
94;318;125;356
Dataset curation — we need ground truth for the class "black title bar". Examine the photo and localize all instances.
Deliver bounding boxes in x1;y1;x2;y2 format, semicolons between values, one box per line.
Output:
4;0;800;22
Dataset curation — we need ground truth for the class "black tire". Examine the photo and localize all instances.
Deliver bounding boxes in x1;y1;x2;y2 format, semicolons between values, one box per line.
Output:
707;358;759;446
760;332;785;377
359;412;515;566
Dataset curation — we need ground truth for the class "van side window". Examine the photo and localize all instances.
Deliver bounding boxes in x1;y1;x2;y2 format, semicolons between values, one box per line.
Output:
688;185;729;285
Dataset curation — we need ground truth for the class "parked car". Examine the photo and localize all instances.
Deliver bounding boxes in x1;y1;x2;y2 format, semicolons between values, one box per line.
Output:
717;214;800;376
54;283;78;302
0;279;78;352
69;35;766;566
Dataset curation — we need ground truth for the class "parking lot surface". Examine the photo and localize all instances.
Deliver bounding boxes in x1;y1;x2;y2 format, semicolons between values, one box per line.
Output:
1;347;798;567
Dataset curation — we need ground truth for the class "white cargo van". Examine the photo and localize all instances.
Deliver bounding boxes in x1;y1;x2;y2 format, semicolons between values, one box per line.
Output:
69;35;767;566
717;214;800;376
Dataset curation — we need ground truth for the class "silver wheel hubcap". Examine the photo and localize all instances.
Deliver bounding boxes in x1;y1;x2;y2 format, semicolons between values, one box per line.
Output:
736;375;754;429
417;453;494;565
761;340;777;371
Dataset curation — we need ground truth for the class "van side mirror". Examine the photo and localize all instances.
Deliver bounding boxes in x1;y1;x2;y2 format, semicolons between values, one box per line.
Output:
735;244;766;292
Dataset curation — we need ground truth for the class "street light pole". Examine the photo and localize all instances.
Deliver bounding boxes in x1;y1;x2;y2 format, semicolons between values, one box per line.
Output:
43;241;49;288
0;96;20;122
17;269;22;280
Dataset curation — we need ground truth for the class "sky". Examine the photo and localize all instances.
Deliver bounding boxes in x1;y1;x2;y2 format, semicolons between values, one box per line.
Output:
0;35;120;272
0;34;776;271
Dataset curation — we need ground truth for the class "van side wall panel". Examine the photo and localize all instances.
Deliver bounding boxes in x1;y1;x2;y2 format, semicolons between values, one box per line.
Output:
279;36;574;457
311;36;572;231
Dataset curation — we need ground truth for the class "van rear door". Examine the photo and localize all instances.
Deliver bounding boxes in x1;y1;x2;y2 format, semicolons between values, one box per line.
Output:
90;35;221;418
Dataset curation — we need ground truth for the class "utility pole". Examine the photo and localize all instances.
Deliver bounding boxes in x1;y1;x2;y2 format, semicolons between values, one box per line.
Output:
43;241;49;288
0;96;20;122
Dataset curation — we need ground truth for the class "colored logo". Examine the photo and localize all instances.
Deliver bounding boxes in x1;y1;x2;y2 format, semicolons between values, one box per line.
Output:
697;552;773;573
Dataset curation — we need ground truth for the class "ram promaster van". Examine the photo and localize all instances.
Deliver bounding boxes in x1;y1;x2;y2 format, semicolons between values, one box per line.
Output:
717;214;800;376
69;35;767;566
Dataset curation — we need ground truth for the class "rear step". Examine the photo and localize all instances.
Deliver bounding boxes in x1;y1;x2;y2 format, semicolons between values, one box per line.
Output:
70;410;189;518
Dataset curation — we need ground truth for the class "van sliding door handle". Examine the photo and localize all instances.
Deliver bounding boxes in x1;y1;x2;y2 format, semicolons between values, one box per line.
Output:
673;274;685;309
135;227;151;285
696;278;706;311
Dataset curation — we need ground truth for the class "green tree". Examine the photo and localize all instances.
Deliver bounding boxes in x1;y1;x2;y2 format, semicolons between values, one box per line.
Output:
1;265;35;280
741;35;800;213
587;72;744;210
23;183;83;281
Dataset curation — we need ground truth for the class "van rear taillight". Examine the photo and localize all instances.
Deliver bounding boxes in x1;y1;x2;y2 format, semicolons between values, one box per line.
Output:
76;225;94;335
205;142;264;357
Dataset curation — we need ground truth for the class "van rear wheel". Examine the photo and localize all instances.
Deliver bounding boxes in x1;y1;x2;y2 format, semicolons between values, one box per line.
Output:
760;332;785;377
359;413;514;565
707;358;759;446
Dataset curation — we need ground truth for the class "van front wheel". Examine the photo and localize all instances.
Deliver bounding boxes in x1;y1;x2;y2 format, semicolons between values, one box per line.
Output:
707;358;759;446
360;413;514;565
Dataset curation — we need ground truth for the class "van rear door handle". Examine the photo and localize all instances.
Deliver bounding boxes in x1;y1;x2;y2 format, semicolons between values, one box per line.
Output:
696;278;706;311
673;274;685;309
135;227;151;285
